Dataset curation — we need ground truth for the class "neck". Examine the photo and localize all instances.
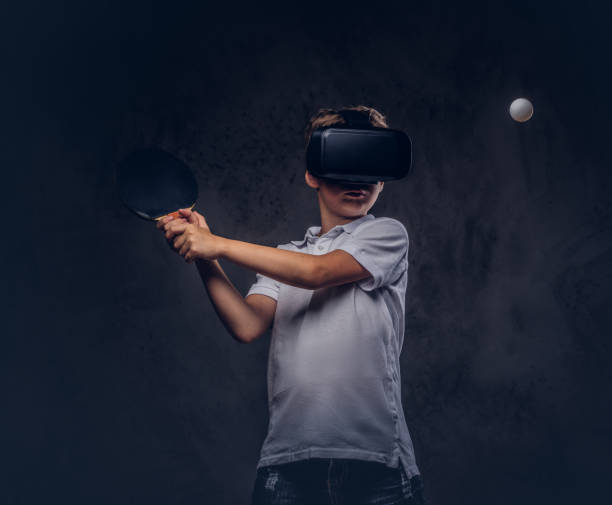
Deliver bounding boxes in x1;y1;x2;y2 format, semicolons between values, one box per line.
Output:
317;207;367;236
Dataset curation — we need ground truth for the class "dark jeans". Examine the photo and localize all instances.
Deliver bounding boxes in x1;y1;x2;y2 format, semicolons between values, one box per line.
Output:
250;458;427;505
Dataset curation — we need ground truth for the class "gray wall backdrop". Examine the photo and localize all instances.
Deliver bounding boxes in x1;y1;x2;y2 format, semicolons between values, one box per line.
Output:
4;1;612;504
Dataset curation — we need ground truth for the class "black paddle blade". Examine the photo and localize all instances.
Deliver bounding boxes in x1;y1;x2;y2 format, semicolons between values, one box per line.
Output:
116;148;198;221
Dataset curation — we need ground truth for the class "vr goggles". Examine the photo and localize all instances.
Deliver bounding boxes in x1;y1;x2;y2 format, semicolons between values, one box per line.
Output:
305;109;412;184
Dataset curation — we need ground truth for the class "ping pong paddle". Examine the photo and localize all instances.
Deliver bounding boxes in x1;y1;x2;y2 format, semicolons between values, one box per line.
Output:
116;148;198;221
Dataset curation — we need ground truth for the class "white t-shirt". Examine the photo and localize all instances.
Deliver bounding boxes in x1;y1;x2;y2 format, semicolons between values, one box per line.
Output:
246;213;421;478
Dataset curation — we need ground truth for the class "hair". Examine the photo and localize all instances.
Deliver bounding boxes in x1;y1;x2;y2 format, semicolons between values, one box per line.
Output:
303;105;389;152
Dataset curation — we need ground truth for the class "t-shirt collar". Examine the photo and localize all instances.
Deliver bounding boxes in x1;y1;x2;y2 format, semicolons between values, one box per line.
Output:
290;214;375;247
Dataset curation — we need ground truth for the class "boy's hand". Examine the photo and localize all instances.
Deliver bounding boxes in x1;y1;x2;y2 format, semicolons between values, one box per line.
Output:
156;208;221;263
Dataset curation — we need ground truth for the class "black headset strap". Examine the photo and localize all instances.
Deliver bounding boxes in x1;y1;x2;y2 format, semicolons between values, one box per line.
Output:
336;109;373;128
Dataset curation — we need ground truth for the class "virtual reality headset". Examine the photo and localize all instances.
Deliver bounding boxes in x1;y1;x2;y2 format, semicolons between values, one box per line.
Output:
305;109;412;184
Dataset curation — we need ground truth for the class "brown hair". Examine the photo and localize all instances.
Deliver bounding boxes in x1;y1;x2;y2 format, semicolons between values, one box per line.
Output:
303;105;389;151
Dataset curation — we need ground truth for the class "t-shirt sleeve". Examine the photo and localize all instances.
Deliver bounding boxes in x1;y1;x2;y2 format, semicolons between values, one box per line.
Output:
246;272;281;301
245;244;288;301
333;217;409;291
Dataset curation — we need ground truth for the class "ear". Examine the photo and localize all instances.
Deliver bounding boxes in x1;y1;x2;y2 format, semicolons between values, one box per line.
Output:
304;170;321;190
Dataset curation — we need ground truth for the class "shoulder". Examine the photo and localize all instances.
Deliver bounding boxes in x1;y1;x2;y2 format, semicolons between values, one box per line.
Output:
352;216;409;241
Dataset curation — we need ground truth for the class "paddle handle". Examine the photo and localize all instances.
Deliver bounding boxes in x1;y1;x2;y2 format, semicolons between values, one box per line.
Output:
154;204;196;222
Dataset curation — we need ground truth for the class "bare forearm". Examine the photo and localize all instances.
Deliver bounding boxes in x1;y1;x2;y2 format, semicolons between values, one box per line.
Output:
194;258;261;343
159;212;317;289
216;237;317;289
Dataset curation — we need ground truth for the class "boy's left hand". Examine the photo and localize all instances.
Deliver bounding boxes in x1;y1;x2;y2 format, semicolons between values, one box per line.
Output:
156;208;222;263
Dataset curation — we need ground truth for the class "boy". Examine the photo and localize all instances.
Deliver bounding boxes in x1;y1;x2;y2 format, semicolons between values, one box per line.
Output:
157;106;425;504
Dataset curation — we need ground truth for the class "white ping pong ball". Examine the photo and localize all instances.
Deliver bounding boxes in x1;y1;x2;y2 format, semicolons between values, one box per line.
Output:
509;98;534;122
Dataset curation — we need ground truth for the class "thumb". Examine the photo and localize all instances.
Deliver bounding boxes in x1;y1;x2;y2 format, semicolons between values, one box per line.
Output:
178;208;197;224
193;210;208;229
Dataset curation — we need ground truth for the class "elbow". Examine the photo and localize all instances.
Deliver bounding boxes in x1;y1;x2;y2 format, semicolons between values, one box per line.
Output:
229;328;253;344
233;332;254;344
233;327;261;344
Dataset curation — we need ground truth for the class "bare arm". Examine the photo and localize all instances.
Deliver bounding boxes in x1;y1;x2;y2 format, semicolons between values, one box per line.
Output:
216;240;372;290
162;212;319;290
193;248;370;344
216;237;319;289
194;259;276;343
159;209;371;344
196;248;370;344
158;210;276;343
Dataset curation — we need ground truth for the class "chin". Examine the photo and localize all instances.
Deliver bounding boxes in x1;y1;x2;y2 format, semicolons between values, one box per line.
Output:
339;205;369;216
341;201;369;210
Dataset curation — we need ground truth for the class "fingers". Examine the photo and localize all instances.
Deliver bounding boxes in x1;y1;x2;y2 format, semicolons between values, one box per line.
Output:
169;229;193;263
164;221;190;240
182;208;206;227
191;210;208;229
173;232;187;250
177;239;195;263
156;210;209;265
178;208;198;224
178;239;190;257
156;215;185;229
169;209;209;230
153;211;196;262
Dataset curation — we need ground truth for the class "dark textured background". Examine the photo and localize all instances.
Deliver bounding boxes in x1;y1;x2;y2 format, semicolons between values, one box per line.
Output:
4;1;612;504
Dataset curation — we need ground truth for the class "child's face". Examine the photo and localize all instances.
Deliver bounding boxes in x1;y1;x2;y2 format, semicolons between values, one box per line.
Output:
305;170;384;218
